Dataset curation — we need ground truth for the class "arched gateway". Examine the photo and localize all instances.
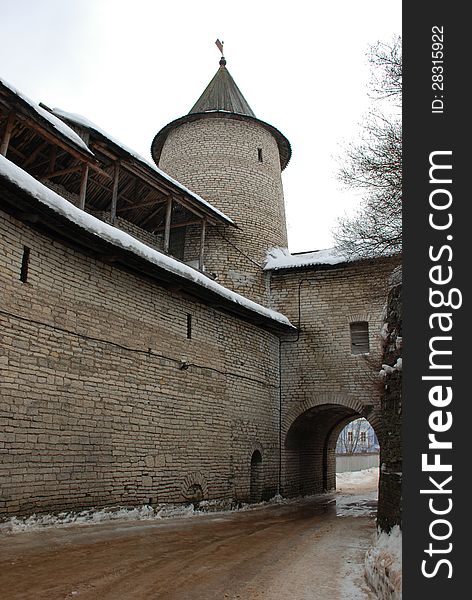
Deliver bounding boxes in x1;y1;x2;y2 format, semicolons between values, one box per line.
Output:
282;394;381;498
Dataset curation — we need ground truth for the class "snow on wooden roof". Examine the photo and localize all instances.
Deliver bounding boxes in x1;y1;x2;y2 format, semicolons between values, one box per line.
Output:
0;77;93;157
264;247;400;271
0;155;294;331
264;247;351;270
49;107;234;227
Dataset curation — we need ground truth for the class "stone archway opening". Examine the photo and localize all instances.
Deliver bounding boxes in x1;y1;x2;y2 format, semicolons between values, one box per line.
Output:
283;404;380;499
335;417;380;476
250;450;263;503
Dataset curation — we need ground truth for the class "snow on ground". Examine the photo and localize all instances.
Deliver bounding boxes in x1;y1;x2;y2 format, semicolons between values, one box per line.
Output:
1;468;381;535
0;496;284;534
335;492;377;518
365;526;402;600
336;467;402;598
335;468;378;518
0;503;196;534
336;467;379;493
1;493;336;535
0;155;293;329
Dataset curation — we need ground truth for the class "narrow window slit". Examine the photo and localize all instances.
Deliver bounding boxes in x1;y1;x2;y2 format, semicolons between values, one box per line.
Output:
186;314;192;339
257;148;263;162
350;321;370;354
20;246;30;283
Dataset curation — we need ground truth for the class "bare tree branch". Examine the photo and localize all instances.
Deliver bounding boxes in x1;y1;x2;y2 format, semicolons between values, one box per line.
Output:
335;37;402;259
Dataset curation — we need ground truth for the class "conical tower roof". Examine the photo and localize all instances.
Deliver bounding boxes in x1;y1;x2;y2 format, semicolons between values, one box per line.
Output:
151;56;291;170
189;58;255;117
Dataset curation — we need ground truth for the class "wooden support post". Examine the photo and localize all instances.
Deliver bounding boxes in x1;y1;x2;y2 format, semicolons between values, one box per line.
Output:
0;112;15;157
110;162;120;224
163;197;173;253
48;146;57;175
79;164;89;210
198;219;207;271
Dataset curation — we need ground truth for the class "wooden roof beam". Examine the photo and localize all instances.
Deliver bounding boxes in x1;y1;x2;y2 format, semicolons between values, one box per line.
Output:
140;203;168;229
89;146;175;200
87;173;133;205
86;140;224;226
22;115;94;164
23;142;59;168
153;218;203;232
43;164;82;180
118;196;168;213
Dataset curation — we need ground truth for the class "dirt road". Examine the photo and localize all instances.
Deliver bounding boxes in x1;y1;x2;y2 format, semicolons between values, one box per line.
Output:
0;490;377;600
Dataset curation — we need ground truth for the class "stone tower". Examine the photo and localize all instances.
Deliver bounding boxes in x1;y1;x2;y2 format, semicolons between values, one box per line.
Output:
151;53;291;303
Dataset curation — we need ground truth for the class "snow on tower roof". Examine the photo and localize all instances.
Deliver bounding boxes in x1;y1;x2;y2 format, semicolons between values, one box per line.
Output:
0;155;294;332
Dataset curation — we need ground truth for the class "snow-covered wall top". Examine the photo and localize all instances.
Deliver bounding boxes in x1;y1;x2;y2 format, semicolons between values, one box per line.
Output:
50;108;234;226
264;247;351;271
0;77;92;156
0;155;292;330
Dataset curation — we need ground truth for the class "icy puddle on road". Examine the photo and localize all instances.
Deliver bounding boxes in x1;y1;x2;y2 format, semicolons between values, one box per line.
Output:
0;490;378;600
335;491;378;517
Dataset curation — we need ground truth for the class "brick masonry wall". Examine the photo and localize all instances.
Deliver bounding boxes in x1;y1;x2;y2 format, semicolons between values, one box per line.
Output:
268;259;400;497
93;211;162;252
0;208;281;517
158;116;288;304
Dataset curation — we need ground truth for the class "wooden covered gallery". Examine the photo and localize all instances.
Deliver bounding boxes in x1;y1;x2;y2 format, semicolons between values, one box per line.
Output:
0;79;234;272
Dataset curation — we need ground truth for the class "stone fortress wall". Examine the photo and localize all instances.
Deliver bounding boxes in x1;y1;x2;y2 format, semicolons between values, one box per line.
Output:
0;198;398;516
0;63;401;524
268;260;399;497
0;209;281;516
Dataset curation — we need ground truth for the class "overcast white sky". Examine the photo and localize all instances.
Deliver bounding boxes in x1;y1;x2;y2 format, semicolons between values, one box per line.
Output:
0;0;401;252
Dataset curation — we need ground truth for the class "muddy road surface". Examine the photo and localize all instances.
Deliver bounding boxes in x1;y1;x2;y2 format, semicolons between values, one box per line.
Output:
0;490;377;600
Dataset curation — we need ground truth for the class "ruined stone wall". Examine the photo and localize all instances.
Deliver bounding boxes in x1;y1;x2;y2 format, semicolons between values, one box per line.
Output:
377;272;402;532
0;209;281;517
269;259;399;496
158;116;288;304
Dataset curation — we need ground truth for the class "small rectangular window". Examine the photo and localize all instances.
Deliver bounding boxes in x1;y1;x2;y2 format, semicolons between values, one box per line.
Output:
350;321;369;354
20;246;30;283
257;148;263;162
186;314;192;339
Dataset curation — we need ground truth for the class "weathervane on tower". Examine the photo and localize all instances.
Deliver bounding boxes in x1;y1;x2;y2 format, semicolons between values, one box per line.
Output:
215;39;226;66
